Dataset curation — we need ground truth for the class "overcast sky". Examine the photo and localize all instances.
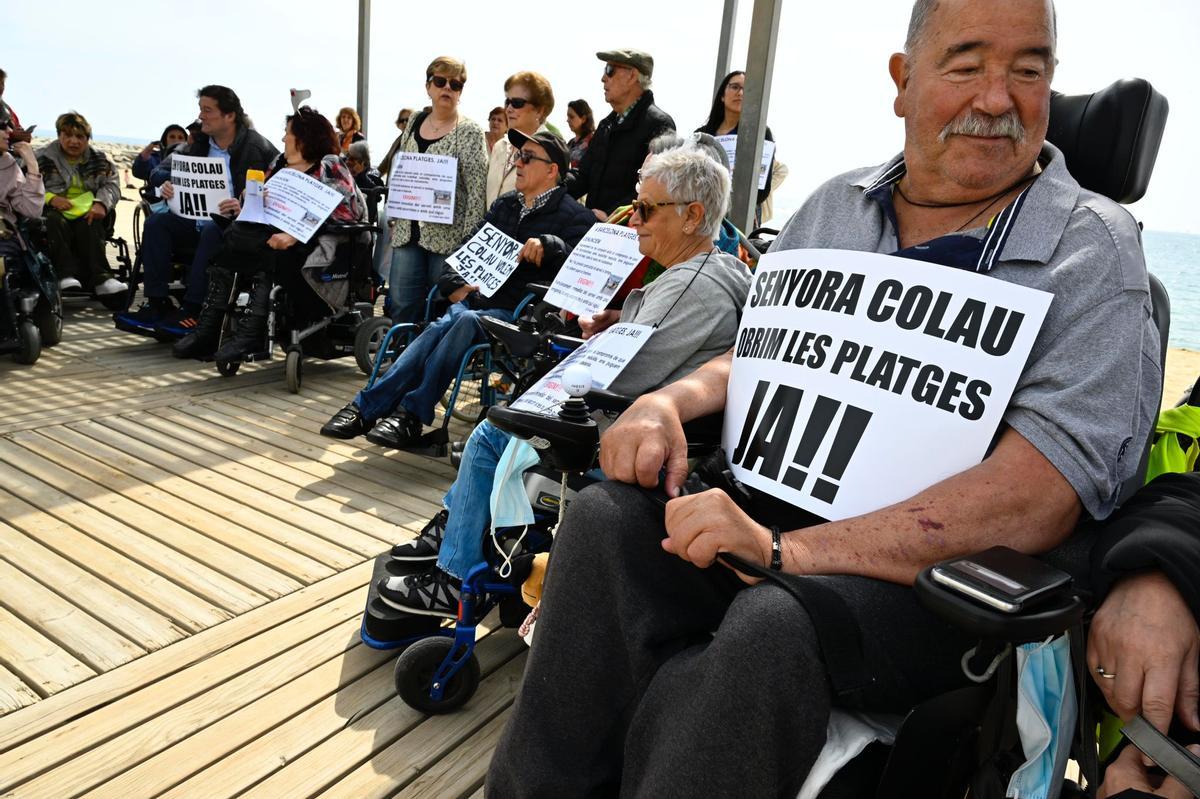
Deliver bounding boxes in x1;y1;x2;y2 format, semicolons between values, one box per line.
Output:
4;0;1197;232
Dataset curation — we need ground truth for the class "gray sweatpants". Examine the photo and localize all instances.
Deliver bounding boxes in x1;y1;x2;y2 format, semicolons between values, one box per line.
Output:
486;481;977;798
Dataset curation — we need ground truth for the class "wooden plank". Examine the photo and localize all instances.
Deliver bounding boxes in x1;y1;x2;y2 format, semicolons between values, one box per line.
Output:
198;631;525;799
0;664;41;715
0;560;372;754
0;605;94;697
0;439;264;614
392;708;510;799
0;592;368;795
81;643;395;798
0;557;145;673
278;650;526;799
35;425;330;586
0;486;226;634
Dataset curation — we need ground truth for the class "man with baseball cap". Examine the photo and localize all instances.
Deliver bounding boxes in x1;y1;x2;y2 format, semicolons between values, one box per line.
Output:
565;48;675;219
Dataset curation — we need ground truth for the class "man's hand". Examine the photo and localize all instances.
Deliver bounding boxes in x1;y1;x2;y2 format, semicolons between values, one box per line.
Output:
47;195;72;213
266;232;298;250
84;202;107;224
1098;743;1200;799
1089;571;1200;736
663;488;772;583
159;180;175;200
519;238;544;266
579;309;620;339
448;284;478;303
592;208;608;222
218;197;241;216
599;392;690;494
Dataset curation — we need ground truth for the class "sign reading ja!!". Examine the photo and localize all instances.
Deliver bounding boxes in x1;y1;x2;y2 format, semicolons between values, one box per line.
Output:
722;248;1052;520
167;155;232;220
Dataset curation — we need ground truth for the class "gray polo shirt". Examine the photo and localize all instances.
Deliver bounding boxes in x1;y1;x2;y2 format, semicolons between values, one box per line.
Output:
773;143;1161;519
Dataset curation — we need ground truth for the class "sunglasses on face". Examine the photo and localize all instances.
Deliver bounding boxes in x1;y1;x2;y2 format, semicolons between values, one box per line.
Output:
631;199;695;221
515;150;554;166
427;75;465;92
604;63;624;78
504;97;530;109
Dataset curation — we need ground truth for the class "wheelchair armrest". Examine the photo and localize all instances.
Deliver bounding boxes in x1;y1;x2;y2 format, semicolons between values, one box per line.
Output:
487;405;599;473
322;220;376;236
549;334;585;353
524;282;552;302
914;565;1085;644
584;388;634;414
479;316;544;358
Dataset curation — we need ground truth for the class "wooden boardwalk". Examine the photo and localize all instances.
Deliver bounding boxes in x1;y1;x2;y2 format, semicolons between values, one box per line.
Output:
0;302;521;798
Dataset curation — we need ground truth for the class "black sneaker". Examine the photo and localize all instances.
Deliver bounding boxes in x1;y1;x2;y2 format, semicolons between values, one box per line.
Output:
155;306;201;339
390;509;448;561
365;409;423;449
115;298;175;331
377;568;461;619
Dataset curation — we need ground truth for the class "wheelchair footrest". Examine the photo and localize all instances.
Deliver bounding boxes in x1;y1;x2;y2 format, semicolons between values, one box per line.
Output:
361;553;444;649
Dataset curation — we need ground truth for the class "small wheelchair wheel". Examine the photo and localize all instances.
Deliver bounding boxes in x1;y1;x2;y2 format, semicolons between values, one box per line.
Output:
285;347;303;393
98;290;129;312
14;320;41;364
394;636;481;714
354;316;393;374
34;291;63;347
216;360;240;377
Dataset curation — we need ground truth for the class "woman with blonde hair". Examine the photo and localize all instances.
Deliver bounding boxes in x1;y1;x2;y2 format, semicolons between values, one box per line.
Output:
485;71;553;206
336;107;364;154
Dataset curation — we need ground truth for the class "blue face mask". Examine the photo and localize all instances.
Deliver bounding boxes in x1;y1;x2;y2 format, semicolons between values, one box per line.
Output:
1007;634;1077;799
490;436;541;534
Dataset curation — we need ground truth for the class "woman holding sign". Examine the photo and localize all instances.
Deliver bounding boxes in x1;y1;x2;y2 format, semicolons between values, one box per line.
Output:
173;107;364;362
386;56;488;325
697;70;776;218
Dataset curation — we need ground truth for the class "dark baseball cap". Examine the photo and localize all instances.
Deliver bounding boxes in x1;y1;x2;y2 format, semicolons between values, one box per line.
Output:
507;128;569;176
596;48;654;78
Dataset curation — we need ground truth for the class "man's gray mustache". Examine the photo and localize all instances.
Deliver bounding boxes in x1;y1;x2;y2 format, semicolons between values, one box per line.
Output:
938;112;1026;143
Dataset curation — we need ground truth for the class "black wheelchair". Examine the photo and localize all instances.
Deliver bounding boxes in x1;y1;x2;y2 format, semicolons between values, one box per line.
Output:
0;223;62;364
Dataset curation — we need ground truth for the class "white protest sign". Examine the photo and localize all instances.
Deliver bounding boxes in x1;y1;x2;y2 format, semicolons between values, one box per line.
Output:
254;169;344;243
715;135;776;191
387;152;458;224
509;323;654;416
167;155;232;220
444;223;523;298
722;249;1052;521
543;224;643;316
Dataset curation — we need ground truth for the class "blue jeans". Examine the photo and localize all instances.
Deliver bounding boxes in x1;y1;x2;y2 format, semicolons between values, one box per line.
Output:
141;213;222;306
437;420;515;580
388;244;446;324
353;303;506;425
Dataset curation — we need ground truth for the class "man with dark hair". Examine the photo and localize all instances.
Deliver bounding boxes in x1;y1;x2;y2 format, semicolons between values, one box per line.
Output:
115;85;277;339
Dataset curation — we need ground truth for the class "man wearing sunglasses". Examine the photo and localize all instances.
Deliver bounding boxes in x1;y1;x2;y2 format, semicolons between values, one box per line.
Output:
321;130;596;448
564;48;675;221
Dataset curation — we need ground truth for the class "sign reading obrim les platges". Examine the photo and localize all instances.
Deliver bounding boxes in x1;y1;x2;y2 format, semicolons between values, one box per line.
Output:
722;249;1052;521
387;152;458;224
543;224;643;317
509;323;654;416
167;155;232;220
444;223;522;298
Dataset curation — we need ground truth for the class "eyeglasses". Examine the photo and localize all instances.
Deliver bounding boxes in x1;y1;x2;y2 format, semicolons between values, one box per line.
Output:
427;75;465;92
515;150;554;166
726;83;746;94
397;117;410;126
631;199;696;221
504;97;530;109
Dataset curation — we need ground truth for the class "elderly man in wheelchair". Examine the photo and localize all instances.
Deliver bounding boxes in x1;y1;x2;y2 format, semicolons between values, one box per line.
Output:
482;2;1197;797
319;130;596;448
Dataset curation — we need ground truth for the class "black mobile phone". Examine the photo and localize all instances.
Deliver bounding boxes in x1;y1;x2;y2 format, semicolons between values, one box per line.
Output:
930;546;1071;613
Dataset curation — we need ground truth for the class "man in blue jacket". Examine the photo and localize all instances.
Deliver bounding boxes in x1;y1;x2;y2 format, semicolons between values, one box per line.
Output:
115;85;277;339
320;130;595;448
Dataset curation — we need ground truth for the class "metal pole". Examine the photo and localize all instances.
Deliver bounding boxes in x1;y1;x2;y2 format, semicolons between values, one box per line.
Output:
714;0;739;96
357;0;371;132
729;0;781;234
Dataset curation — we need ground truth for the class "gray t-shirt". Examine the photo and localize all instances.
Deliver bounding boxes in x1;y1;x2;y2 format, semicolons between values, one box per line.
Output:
773;143;1160;520
609;249;751;396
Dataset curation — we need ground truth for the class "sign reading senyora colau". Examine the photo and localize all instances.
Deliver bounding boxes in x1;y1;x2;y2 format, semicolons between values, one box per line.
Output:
722;248;1052;521
444;223;522;298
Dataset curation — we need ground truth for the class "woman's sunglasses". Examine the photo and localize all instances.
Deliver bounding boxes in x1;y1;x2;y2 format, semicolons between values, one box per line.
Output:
427;75;465;92
631;199;695;221
504;97;530;109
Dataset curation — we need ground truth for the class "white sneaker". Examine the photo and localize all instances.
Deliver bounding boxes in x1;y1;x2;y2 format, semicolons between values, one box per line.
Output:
94;278;128;296
59;277;82;291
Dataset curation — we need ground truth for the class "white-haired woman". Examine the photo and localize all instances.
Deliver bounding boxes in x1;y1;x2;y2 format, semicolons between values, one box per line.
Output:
376;146;750;620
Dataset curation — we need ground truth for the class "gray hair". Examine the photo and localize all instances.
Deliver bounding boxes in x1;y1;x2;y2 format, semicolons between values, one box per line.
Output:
647;132;729;171
905;0;1058;55
347;140;371;162
636;72;652;91
648;132;685;155
639;147;730;241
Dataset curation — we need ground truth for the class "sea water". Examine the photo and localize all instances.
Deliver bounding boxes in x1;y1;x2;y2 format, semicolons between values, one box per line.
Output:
1144;230;1200;351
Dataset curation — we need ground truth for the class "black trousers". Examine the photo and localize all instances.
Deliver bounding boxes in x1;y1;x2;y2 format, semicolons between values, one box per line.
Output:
485;481;977;799
43;209;112;287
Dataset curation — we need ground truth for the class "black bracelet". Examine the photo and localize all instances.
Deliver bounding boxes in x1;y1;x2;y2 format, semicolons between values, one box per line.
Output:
769;525;783;571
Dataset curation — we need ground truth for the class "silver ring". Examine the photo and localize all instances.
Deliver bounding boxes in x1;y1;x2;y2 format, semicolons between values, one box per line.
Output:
1096;666;1117;680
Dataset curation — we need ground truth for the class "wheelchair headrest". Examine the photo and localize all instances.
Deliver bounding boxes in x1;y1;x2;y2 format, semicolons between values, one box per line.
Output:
1046;78;1168;204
